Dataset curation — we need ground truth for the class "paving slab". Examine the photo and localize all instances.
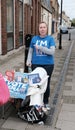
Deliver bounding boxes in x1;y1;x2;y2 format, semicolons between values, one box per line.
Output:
1;117;59;130
56;104;75;130
2;117;28;130
56;120;75;130
56;41;75;130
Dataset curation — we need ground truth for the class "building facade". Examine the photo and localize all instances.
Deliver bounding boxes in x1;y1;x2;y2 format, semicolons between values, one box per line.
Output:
0;0;59;55
62;11;71;27
50;0;59;34
0;0;42;55
0;0;24;55
41;0;52;35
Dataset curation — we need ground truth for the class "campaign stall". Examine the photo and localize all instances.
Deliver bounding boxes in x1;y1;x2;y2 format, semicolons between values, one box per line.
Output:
4;67;48;106
1;67;49;122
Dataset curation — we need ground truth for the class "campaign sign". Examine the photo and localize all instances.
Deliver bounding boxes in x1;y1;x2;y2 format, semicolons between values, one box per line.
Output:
28;73;41;85
4;78;29;99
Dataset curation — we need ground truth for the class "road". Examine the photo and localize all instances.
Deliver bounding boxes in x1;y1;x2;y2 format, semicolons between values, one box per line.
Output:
62;28;75;40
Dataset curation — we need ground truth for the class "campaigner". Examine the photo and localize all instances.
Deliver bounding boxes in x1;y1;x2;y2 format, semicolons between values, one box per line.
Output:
26;21;56;110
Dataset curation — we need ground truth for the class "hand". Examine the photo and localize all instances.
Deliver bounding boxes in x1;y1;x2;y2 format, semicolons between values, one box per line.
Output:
26;61;32;67
34;45;39;49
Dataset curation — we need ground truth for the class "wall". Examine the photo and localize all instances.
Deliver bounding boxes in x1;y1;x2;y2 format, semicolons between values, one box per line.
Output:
41;7;52;35
1;0;7;55
0;0;41;55
0;0;24;55
48;13;52;35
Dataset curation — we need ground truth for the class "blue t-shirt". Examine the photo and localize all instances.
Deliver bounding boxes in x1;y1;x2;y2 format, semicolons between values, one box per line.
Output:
30;35;55;65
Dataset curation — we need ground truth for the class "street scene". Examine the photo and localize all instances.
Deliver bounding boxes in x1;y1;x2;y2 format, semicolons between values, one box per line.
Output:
0;29;75;130
0;0;75;130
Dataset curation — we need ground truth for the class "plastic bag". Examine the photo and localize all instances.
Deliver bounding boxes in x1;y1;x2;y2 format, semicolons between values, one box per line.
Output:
0;73;10;106
18;105;47;123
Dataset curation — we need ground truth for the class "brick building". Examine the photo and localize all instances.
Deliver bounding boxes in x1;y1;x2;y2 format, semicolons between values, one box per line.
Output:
0;0;59;55
0;0;41;55
50;0;59;33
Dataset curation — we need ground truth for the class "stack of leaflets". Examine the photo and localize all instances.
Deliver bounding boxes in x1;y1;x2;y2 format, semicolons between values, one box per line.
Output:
14;72;28;83
4;71;41;99
14;72;41;85
28;73;41;85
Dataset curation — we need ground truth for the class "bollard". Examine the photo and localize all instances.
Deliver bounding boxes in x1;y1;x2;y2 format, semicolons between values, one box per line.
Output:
24;34;33;72
69;33;71;41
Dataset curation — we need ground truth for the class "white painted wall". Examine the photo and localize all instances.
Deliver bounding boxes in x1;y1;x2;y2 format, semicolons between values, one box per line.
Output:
14;0;15;48
41;8;48;24
41;7;52;35
24;0;31;4
48;13;52;35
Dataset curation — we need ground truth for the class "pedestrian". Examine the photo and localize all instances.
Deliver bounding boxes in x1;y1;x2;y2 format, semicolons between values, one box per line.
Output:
26;21;56;110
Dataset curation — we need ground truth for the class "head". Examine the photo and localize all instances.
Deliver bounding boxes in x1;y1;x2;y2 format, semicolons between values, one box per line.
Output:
38;22;48;37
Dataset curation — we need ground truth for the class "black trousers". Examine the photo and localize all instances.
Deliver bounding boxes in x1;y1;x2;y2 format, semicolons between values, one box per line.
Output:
32;64;54;104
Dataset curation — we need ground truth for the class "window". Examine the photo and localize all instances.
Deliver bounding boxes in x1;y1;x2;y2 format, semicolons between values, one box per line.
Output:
19;1;23;46
7;0;14;51
19;2;23;31
7;0;13;32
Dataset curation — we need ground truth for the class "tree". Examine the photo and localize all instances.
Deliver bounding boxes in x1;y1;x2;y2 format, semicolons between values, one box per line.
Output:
71;18;75;26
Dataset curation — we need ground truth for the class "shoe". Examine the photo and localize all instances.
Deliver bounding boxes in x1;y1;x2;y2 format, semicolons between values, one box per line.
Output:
45;104;50;111
42;106;47;112
38;121;44;125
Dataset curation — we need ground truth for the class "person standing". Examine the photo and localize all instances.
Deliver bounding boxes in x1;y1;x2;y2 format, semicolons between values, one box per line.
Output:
26;22;56;110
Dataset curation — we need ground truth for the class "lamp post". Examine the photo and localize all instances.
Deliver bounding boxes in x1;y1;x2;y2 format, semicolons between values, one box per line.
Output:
59;0;63;49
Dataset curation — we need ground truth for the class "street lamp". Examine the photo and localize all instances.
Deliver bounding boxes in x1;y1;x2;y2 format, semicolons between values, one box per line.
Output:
59;0;63;49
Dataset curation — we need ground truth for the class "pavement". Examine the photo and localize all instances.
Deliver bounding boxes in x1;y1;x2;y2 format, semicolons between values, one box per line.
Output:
0;35;75;130
56;40;75;130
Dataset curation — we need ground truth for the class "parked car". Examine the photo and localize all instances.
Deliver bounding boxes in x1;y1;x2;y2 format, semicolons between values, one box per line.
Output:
60;26;68;34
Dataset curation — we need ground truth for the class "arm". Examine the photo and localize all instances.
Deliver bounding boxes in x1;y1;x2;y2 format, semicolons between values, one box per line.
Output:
34;45;55;55
37;45;55;55
34;36;55;55
26;48;33;66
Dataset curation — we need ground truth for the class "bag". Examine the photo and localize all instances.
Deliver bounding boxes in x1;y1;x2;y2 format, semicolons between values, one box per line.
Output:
0;73;10;106
18;105;47;123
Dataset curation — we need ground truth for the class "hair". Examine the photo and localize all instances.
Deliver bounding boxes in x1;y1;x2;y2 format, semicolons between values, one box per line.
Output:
39;21;48;28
